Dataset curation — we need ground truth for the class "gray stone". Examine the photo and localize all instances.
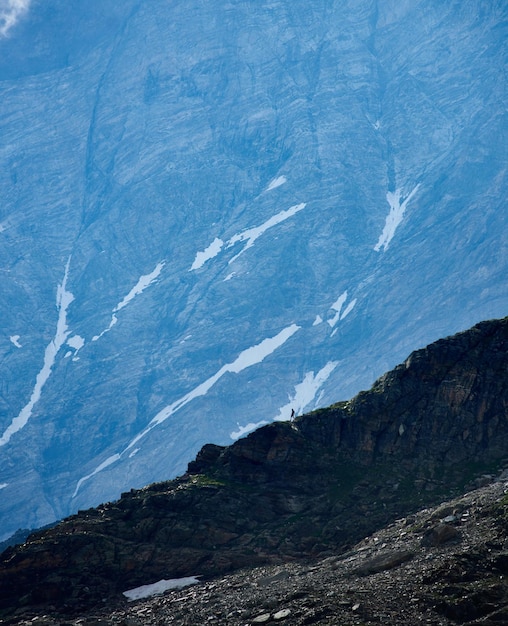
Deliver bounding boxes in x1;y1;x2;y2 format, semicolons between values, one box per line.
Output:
252;613;271;623
273;608;291;620
421;523;460;547
354;550;415;576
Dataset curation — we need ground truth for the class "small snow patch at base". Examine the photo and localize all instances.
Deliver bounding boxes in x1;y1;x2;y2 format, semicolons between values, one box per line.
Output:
123;576;199;601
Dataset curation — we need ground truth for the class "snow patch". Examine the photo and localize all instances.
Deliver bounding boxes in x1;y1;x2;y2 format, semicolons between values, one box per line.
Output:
0;0;30;37
9;335;21;348
0;483;7;490
190;203;306;271
92;262;164;341
228;203;306;265
67;335;84;351
123;577;199;601
266;175;287;191
0;258;74;447
190;238;223;271
340;298;357;320
233;361;339;440
114;262;165;312
272;361;339;422
374;184;420;252
313;315;323;326
73;453;121;498
327;292;357;331
327;291;348;328
92;315;117;342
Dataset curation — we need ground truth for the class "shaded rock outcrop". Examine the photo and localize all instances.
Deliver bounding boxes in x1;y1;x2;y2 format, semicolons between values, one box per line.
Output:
1;316;507;615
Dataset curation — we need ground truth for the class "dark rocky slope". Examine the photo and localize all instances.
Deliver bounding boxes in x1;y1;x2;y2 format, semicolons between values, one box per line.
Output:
1;316;507;618
9;478;508;626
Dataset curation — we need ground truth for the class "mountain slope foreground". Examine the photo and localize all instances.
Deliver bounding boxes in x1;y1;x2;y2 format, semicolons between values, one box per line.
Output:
8;480;508;626
0;316;507;620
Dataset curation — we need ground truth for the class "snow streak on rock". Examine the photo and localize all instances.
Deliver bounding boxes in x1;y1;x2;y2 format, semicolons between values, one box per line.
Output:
114;263;165;312
228;203;306;265
328;291;348;328
374;185;420;252
92;262;165;341
230;360;338;440
340;299;357;321
0;0;30;37
190;204;306;271
275;361;339;421
190;238;224;270
0;258;74;447
72;453;121;498
139;323;301;432
9;335;21;348
326;292;358;337
266;176;287;191
74;324;301;494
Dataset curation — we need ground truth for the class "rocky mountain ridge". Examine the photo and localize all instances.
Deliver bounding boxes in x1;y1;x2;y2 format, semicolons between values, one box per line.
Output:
0;316;507;620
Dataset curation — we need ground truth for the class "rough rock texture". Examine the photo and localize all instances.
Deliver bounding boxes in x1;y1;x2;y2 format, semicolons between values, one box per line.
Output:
0;316;507;618
4;479;508;625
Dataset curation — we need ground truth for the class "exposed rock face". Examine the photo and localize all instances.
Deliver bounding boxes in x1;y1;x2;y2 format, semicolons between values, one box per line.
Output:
1;316;507;615
298;315;508;466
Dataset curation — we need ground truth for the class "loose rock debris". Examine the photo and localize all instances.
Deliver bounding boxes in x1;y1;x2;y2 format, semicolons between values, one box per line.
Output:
4;480;508;626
